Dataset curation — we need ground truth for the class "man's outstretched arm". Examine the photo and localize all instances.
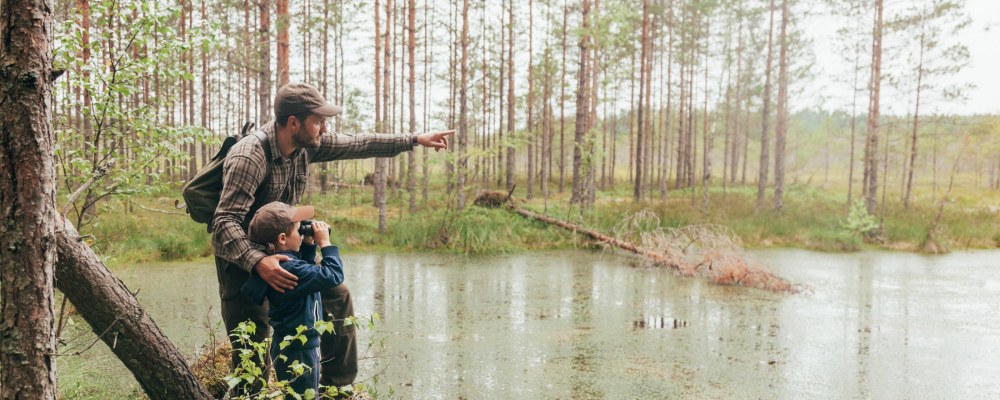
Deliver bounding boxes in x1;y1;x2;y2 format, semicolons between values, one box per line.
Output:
309;130;454;163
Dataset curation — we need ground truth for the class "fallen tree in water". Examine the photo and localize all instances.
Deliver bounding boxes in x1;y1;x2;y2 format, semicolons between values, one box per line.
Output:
474;190;796;293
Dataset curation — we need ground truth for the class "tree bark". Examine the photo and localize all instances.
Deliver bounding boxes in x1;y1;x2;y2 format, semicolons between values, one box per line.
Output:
632;0;649;201
730;2;743;186
422;0;430;202
320;0;330;194
755;0;776;212
572;0;592;205
505;0;515;193
55;223;212;399
456;0;469;210
259;0;272;121
864;0;884;214
773;0;789;211
904;28;926;209
526;0;535;199
559;0;567;192
0;0;58;396
407;0;416;213
375;0;389;232
276;0;289;87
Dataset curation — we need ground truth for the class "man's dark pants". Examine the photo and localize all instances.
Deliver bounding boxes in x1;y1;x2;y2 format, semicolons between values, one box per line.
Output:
215;256;358;387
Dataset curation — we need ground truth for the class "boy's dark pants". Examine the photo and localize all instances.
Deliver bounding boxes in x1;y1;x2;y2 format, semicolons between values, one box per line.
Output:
215;256;359;387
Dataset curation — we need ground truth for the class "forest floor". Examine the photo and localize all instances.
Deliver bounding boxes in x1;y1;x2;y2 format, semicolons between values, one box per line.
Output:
77;180;1000;265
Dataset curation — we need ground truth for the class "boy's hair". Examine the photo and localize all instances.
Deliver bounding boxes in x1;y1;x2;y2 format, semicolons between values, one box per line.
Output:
284;221;298;237
247;202;315;245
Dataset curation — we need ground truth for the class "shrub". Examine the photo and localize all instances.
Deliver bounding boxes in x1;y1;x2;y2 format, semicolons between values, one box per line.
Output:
841;200;879;240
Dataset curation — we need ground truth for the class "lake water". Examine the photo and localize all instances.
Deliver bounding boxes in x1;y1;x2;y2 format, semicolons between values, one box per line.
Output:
59;249;1000;399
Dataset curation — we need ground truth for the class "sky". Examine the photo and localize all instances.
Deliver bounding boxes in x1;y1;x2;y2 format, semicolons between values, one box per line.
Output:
805;0;1000;116
289;0;999;132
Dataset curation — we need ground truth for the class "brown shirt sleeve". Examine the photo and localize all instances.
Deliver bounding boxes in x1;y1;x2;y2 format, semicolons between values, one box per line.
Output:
308;132;416;163
212;145;268;273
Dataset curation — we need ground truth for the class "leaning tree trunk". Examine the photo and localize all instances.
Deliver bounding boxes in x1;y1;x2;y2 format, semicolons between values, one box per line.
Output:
55;222;212;399
0;0;58;397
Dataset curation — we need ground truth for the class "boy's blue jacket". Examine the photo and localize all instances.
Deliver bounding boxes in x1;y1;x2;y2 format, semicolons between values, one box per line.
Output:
241;243;344;349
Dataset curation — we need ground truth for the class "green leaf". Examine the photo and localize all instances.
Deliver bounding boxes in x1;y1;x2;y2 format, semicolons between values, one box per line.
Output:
225;376;241;389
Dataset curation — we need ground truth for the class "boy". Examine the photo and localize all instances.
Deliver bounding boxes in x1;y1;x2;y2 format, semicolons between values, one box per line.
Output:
241;201;343;398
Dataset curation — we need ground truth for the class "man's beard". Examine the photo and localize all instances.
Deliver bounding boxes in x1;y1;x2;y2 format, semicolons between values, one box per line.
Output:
291;125;321;149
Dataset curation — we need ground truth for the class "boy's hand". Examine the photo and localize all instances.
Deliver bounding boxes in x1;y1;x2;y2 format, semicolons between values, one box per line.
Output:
312;220;332;247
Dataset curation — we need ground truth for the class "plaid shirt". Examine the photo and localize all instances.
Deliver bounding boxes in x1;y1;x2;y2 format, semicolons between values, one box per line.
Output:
212;120;416;273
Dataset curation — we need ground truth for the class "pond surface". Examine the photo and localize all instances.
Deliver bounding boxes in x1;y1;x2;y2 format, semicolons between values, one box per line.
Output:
59;249;1000;399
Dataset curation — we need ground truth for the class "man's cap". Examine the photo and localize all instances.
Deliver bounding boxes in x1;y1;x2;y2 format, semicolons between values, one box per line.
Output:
248;202;315;244
274;82;342;118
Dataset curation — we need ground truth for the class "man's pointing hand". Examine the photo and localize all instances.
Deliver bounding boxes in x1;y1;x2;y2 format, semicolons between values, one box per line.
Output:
415;130;455;152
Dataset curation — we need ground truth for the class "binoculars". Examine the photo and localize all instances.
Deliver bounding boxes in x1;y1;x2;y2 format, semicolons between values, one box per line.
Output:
297;220;331;237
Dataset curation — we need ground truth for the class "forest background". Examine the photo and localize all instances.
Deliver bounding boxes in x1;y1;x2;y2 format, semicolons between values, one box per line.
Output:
53;0;1000;264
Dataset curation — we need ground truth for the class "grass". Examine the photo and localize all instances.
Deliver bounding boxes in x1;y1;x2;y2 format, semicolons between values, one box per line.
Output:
82;200;213;264
75;178;1000;265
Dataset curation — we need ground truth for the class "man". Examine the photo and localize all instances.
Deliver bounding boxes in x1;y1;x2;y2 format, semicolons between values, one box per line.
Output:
212;82;452;389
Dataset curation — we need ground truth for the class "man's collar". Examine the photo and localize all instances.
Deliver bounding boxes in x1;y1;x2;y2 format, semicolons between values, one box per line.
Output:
263;119;303;160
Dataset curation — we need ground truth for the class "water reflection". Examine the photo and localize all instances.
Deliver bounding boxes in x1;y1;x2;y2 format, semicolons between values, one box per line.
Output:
58;250;1000;399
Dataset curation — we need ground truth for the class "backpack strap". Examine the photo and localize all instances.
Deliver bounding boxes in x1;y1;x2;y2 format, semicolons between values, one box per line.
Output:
250;129;273;202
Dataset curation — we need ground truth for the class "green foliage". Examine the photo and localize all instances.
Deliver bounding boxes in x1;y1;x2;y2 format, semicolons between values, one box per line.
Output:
841;200;879;239
53;0;211;232
387;206;573;254
86;199;211;263
226;315;383;399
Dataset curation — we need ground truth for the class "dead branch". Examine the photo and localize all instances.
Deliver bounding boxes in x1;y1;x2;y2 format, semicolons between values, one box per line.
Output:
474;190;796;293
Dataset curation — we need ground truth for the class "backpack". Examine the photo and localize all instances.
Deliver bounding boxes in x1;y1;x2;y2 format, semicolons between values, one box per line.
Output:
181;122;272;225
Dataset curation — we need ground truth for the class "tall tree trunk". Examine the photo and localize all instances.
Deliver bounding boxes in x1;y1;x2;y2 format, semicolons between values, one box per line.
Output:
506;0;515;193
243;0;251;121
407;0;416;213
259;0;272;121
446;0;455;194
498;0;506;189
642;3;654;198
628;52;635;185
456;0;469;210
632;0;649;201
773;0;789;211
374;0;388;232
320;0;330;194
526;0;535;199
201;0;209;168
904;29;926;209
730;2;743;186
422;0;430;202
660;0;675;199
847;37;860;206
864;0;884;214
559;0;568;193
755;0;776;212
0;0;57;396
276;0;289;87
572;0;593;205
701;12;712;211
587;0;601;208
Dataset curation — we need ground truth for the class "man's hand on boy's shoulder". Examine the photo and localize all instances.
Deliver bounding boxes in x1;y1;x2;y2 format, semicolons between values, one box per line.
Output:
255;254;298;292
